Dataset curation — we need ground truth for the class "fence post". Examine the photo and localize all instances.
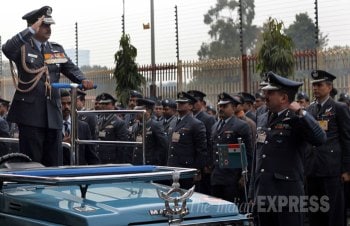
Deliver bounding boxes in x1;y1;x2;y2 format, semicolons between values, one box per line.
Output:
242;54;248;92
177;60;182;92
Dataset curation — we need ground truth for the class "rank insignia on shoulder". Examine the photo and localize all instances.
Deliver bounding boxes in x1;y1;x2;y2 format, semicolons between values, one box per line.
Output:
44;53;68;64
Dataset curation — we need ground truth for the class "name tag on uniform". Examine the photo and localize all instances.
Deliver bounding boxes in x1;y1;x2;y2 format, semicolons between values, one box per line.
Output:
136;135;143;142
257;131;267;143
99;131;106;138
172;132;180;143
318;120;328;131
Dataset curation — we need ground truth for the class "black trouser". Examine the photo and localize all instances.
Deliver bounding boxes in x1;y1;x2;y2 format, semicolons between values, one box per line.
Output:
257;208;304;226
211;184;239;203
306;176;345;226
18;124;62;166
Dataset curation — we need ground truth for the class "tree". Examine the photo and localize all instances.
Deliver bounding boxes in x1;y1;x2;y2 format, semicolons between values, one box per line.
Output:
284;12;328;50
197;0;260;59
257;18;295;78
113;34;145;107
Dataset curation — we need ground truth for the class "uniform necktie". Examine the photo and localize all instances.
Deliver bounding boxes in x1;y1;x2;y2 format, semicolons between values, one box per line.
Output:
316;103;322;115
41;43;45;56
217;119;225;131
176;118;181;125
64;121;70;136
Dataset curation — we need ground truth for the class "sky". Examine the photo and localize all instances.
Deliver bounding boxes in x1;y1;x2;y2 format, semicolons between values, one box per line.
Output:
1;0;349;67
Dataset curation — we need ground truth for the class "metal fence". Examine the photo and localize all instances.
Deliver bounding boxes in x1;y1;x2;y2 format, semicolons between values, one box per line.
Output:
1;48;350;108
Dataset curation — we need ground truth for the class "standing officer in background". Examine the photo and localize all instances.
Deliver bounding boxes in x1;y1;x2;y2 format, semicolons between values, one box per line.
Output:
152;100;164;122
2;6;94;166
249;72;326;226
305;70;350;226
60;90;99;165
296;92;310;109
131;98;168;165
210;92;253;203
161;98;178;139
76;90;98;140
167;92;207;189
96;93;129;164
124;90;143;127
187;90;216;195
238;92;256;122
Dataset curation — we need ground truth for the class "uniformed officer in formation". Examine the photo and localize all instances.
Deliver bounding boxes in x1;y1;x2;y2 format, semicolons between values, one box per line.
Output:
76;90;98;140
254;92;268;119
249;71;326;226
161;98;178;139
124;90;143;129
96;93;129;164
0;117;10;157
152;100;164;122
0;98;18;153
296;91;310;109
232;93;257;150
60;90;99;165
2;6;94;166
239;92;257;122
131;98;168;165
305;70;350;226
187;90;216;195
167;91;207;189
210;92;253;202
206;105;217;118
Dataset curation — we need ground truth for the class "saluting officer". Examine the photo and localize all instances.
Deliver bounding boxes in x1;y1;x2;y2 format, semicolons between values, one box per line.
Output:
305;70;350;226
249;71;326;226
131;98;168;165
96;93;128;164
1;6;94;166
210;92;253;202
167;92;207;189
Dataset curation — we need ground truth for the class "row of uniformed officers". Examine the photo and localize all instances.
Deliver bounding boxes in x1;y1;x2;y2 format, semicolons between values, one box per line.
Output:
0;69;348;226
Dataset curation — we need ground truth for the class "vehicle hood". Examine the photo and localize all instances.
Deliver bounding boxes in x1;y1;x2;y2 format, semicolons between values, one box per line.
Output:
0;181;245;225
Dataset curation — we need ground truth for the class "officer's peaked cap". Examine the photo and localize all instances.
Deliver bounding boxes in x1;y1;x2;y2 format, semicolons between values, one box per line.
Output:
206;105;217;113
129;90;143;98
296;92;309;101
136;98;155;108
161;98;177;109
22;6;55;25
310;70;336;84
238;92;255;103
176;91;197;104
217;92;241;105
99;93;117;104
187;90;206;101
262;71;303;92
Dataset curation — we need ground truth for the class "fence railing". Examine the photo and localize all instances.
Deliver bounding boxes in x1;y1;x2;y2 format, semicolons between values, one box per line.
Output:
2;49;350;107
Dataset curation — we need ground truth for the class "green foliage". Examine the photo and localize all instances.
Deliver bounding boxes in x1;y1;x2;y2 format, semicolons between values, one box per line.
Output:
198;0;260;59
113;34;145;107
284;12;328;50
257;18;295;78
